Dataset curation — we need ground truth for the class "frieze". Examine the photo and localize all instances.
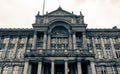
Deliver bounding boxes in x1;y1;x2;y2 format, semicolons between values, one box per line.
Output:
86;31;120;37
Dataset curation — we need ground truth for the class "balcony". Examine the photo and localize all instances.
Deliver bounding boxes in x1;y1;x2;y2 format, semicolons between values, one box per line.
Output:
25;49;95;57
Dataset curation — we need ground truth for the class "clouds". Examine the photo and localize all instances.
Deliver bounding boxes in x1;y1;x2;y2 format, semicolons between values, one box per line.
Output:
0;0;120;28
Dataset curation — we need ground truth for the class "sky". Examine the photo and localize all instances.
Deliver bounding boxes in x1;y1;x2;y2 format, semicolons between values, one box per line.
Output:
0;0;120;28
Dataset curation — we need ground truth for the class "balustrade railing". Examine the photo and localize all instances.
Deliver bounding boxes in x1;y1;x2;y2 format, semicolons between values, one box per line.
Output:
25;49;95;57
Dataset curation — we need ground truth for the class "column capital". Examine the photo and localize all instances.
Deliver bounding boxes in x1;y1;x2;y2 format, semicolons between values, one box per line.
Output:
82;31;86;35
77;58;82;62
64;58;69;62
73;31;76;34
43;31;47;34
34;31;37;34
51;59;55;62
24;59;30;62
37;57;43;62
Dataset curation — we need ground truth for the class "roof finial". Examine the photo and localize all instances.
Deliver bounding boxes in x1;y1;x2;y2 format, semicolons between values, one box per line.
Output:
37;11;40;16
58;6;62;10
80;11;83;16
113;26;117;29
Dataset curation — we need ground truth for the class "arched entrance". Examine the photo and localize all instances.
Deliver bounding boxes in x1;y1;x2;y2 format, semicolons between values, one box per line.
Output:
50;26;69;49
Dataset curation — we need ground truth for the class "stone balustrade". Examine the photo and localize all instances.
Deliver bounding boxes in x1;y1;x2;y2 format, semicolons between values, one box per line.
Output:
25;49;95;57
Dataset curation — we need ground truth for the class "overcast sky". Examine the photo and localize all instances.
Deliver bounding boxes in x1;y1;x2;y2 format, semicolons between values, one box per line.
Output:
0;0;120;28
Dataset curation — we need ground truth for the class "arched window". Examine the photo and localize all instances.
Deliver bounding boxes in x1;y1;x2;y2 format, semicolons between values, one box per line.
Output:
50;26;69;49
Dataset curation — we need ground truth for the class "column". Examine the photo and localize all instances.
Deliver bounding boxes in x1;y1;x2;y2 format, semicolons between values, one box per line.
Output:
28;64;32;74
69;33;72;49
51;61;54;74
37;62;42;74
65;61;68;74
118;37;120;43
4;36;10;58
110;38;117;58
73;32;76;49
101;37;107;58
43;32;47;49
23;62;29;74
90;61;96;74
92;37;97;58
32;31;37;49
82;32;87;48
77;62;82;74
13;36;19;59
47;33;51;49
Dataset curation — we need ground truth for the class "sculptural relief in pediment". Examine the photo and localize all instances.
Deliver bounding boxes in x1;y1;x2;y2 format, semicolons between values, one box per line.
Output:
49;10;71;16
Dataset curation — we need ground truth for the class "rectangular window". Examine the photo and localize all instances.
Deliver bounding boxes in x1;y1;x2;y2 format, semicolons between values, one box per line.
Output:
16;49;24;60
116;51;120;58
36;42;43;48
0;43;6;49
17;44;24;49
96;66;102;74
96;44;102;49
114;44;120;50
26;44;32;49
106;67;113;74
96;50;103;59
13;66;23;74
87;43;93;49
19;36;26;43
8;43;15;49
77;42;82;48
27;35;33;43
104;38;110;44
117;67;120;74
2;66;12;74
105;44;111;49
9;36;17;43
106;50;112;59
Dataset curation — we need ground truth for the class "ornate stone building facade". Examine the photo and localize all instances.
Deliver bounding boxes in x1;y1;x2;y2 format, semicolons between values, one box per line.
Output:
0;7;120;74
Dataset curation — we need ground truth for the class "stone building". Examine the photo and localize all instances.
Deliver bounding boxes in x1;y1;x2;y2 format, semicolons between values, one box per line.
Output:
0;7;120;74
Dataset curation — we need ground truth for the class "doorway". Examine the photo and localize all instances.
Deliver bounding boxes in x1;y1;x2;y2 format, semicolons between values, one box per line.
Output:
31;62;38;74
55;64;64;74
81;61;88;74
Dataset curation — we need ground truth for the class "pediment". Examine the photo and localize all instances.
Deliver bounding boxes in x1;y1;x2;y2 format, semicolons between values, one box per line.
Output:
46;7;76;16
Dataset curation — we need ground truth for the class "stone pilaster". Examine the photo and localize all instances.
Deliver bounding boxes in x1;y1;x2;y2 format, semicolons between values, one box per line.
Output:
69;33;72;49
23;61;29;74
82;32;87;48
32;31;37;49
101;38;107;58
4;36;10;59
47;33;51;49
43;32;47;49
118;37;120;43
73;32;76;49
77;61;82;74
51;60;54;74
37;62;42;74
13;36;19;59
65;60;68;74
92;37;97;58
28;64;32;74
110;38;117;58
90;61;96;74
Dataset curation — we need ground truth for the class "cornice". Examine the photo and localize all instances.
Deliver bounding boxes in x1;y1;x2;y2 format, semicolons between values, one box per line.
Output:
87;28;120;32
0;28;34;32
